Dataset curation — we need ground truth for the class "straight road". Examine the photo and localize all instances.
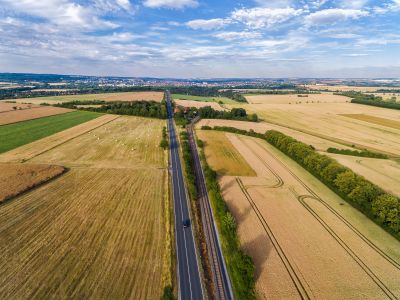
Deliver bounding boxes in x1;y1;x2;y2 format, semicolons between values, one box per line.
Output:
187;120;234;300
165;91;204;300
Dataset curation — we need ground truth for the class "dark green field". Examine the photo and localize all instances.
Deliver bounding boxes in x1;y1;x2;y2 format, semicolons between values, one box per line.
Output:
0;111;102;153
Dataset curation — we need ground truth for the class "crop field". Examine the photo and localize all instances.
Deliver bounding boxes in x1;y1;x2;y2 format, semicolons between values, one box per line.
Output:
172;93;235;104
245;92;350;104
196;130;256;176
341;114;400;130
0;111;102;154
197;119;355;151
303;84;399;92
0;163;65;203
0;106;72;125
0;116;168;299
0;102;39;112
14;91;164;104
201;132;400;299
175;99;225;111
326;153;400;197
232;101;400;157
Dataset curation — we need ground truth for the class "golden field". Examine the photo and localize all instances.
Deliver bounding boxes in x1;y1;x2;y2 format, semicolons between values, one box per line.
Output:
0;116;170;299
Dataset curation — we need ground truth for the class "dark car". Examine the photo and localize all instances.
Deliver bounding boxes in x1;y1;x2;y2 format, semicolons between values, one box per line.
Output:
183;219;191;228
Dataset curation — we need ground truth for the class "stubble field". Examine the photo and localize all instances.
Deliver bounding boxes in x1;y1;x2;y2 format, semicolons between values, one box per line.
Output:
175;99;226;111
198;130;400;299
0;116;169;299
0;105;72;125
244;93;349;104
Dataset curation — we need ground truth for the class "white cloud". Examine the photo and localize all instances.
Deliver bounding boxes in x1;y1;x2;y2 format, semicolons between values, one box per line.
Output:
252;0;294;8
186;18;230;30
339;0;369;9
231;7;303;29
0;0;118;29
214;31;261;41
329;33;361;39
143;0;198;9
304;9;368;26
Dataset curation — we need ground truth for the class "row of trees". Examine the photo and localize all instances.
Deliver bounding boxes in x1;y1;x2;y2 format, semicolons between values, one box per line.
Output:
202;125;400;238
57;100;168;119
327;147;388;159
338;91;400;110
160;126;169;149
197;106;259;122
197;140;256;299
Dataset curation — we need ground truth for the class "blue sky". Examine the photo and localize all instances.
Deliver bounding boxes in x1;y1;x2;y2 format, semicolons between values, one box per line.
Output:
0;0;399;78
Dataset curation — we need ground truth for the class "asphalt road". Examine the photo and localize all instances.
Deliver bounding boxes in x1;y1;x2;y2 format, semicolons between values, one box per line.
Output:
166;91;204;300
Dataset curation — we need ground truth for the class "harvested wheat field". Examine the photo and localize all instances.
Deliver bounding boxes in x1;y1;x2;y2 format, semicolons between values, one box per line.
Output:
0;116;169;299
201;132;400;299
0;163;65;203
0;102;39;112
0;106;72;125
303;85;399;92
245;93;350;104
235;102;400;157
14;91;164;104
196;130;255;176
326;153;400;197
197;119;354;151
341;114;400;130
175;99;225;111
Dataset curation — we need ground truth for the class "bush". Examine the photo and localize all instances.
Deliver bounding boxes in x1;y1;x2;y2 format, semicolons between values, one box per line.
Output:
327;147;388;159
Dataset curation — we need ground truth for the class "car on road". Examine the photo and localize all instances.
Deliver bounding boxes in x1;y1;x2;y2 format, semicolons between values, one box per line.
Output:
183;219;191;228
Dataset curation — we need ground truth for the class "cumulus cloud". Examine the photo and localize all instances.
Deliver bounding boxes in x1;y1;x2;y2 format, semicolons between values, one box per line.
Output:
0;0;118;29
231;7;303;29
304;9;368;26
213;31;261;41
143;0;198;9
186;18;230;30
338;0;369;9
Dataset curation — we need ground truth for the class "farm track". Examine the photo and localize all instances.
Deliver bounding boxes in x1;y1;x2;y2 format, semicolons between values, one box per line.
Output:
238;136;399;299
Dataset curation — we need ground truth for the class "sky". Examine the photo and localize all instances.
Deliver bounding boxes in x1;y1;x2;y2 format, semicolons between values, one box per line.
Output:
0;0;399;78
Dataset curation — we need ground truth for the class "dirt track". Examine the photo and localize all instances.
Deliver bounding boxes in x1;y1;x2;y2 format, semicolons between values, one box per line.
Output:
218;134;400;299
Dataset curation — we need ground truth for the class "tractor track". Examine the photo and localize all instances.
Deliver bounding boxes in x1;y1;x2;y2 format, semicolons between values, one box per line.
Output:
233;135;399;299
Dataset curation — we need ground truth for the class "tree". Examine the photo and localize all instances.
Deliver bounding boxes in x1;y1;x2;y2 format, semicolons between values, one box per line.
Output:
160;139;169;149
334;170;359;195
372;194;400;232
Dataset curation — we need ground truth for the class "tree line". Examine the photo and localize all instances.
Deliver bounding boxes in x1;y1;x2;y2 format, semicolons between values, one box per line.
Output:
55;100;168;119
327;147;388;159
201;125;400;239
175;106;258;122
338;91;400;110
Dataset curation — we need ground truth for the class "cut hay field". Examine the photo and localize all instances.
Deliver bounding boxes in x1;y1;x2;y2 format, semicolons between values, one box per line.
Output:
245;93;350;104
234;101;400;157
172;93;235;104
14;91;164;104
175;99;225;111
0;163;65;203
196;130;256;176
0;116;169;299
200;132;400;299
0;105;72;125
0;111;102;154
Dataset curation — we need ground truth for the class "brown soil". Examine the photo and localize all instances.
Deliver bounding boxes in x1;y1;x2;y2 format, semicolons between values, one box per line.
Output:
0;163;65;203
0;102;39;112
0;106;72;125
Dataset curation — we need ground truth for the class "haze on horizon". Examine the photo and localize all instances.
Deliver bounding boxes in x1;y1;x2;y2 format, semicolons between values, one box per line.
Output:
0;0;399;78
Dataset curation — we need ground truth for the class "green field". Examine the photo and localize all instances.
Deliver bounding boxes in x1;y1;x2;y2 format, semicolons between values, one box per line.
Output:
0;111;102;153
172;94;235;104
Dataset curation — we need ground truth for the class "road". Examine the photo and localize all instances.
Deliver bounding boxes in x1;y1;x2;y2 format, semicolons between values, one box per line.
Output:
165;91;204;300
187;120;234;300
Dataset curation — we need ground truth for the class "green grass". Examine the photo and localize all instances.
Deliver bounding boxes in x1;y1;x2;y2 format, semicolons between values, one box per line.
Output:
0;111;102;153
171;94;235;104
